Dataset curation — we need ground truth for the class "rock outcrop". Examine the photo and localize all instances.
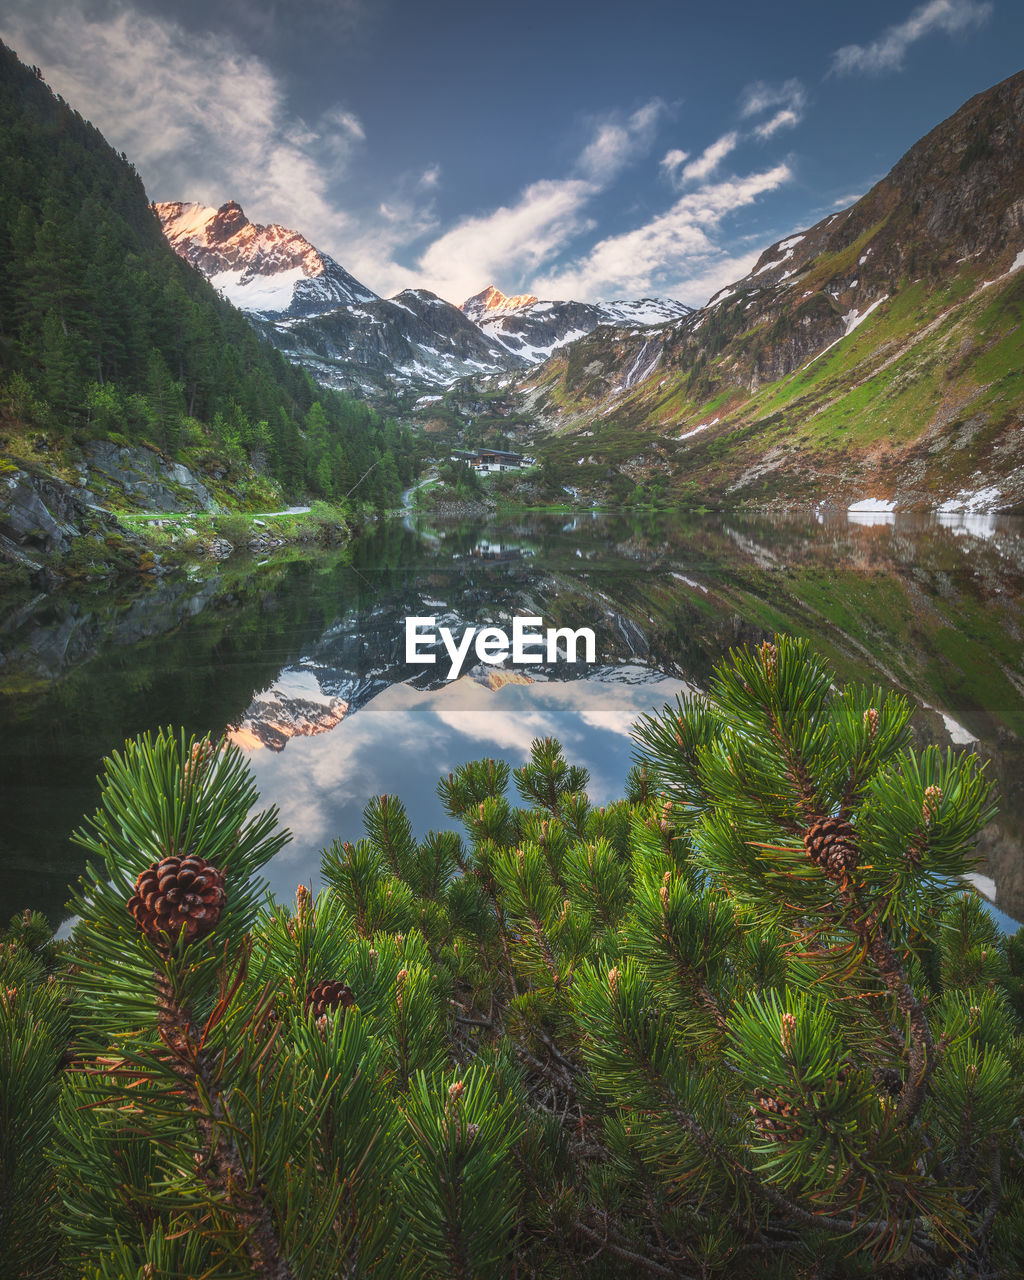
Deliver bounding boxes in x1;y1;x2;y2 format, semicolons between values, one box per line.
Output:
81;442;218;513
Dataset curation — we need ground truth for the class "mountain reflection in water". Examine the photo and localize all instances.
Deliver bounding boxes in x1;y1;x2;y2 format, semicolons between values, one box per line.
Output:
1;508;1023;928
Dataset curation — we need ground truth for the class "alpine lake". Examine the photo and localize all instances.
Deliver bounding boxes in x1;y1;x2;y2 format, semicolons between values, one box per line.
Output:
3;506;1023;934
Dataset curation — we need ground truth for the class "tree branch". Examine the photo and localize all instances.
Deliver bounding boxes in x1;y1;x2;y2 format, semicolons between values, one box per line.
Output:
155;972;294;1279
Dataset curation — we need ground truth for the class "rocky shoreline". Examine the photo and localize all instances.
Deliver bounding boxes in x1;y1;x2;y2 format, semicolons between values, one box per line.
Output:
0;455;348;589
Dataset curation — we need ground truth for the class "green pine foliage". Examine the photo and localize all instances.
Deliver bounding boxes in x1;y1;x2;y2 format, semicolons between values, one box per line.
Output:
0;910;69;1277
6;638;1024;1276
0;43;420;507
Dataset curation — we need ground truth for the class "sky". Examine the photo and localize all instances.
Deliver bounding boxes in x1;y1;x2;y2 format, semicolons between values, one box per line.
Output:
1;0;1021;308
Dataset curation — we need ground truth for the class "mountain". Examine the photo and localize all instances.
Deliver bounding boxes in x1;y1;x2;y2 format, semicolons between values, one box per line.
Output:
463;285;692;363
0;39;418;577
462;286;541;322
522;69;1024;512
155;210;692;395
155;200;378;319
156;201;526;394
261;286;529;395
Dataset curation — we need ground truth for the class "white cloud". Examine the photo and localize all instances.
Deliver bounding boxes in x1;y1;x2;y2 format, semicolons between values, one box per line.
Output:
379;102;665;304
343;197;440;297
320;105;365;144
832;0;992;75
0;0;360;245
740;78;807;120
531;164;792;307
738;79;806;141
578;100;664;183
409;177;596;303
677;132;739;185
418;164;441;190
753;108;800;140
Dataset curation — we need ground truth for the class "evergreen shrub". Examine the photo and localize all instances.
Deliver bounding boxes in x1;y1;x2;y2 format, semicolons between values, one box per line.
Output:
2;636;1022;1278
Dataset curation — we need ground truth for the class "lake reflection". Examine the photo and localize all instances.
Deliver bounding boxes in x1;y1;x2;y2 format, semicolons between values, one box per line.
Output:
243;667;691;901
2;507;1023;927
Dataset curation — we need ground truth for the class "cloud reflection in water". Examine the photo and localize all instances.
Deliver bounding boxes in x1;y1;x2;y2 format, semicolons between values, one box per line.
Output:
240;664;692;900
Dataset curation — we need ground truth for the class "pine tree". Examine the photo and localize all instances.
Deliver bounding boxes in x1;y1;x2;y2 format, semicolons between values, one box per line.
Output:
8;639;1024;1277
0;909;69;1277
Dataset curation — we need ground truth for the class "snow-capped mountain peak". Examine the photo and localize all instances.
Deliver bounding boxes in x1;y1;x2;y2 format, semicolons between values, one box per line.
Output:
154;200;378;319
462;285;540;323
156;206;695;392
460;286;693;364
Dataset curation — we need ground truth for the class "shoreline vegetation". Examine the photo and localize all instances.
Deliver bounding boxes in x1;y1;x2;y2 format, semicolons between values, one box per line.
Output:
3;638;1023;1277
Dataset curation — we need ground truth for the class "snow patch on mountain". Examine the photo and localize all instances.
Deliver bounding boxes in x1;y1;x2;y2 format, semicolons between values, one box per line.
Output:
208;265;309;315
462;285;691;365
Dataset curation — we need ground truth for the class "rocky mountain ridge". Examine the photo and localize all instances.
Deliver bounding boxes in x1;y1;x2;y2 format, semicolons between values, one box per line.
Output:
463;284;692;363
261;286;529;394
155;207;692;393
155;200;377;319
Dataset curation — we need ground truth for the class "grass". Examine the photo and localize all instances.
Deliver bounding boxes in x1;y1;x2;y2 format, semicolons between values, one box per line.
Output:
115;503;351;562
524;238;1024;506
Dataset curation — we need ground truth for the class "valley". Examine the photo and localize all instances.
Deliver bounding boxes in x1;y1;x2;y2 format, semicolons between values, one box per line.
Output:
138;70;1024;521
3;12;1024;1276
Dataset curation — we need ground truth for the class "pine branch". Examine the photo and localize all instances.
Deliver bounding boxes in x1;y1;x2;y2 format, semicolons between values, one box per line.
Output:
574;1213;698;1279
839;885;935;1125
153;970;294;1279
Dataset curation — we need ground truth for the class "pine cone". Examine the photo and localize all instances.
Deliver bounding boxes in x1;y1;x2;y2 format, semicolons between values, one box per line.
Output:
128;855;226;948
750;1089;803;1141
305;980;355;1019
804;815;858;880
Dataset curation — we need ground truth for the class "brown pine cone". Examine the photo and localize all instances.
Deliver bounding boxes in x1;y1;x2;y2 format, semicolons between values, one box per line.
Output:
804;815;858;880
305;980;355;1019
750;1089;803;1141
128;855;226;949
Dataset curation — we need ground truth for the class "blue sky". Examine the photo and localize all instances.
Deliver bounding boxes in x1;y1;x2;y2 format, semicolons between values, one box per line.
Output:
1;0;1021;306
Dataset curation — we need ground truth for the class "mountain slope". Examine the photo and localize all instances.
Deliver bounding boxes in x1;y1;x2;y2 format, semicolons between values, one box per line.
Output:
523;69;1024;512
463;285;692;362
0;39;418;567
264;287;529;394
155;200;378;318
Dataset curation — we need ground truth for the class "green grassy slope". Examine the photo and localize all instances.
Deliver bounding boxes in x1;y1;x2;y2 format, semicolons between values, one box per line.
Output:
522;70;1024;509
